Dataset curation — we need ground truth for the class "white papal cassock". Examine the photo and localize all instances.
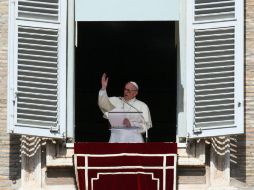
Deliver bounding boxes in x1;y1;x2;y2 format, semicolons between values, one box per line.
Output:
98;89;152;143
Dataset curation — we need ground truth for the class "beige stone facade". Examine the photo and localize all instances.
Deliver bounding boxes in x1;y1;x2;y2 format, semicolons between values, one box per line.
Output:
0;0;254;189
244;0;254;185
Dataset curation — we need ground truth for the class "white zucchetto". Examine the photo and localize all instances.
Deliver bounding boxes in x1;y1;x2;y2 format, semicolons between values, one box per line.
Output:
129;81;139;90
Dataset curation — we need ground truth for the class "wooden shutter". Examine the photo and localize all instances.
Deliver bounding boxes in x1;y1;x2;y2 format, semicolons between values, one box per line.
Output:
186;0;244;138
8;0;67;138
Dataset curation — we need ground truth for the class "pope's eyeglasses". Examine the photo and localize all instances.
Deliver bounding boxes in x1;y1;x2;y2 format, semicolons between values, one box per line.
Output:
124;88;137;93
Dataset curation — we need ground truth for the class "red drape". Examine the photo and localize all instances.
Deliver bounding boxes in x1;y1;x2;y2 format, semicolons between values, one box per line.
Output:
74;142;177;190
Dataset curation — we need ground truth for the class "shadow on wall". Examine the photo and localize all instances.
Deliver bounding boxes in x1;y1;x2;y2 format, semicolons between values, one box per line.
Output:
9;134;21;186
230;135;246;184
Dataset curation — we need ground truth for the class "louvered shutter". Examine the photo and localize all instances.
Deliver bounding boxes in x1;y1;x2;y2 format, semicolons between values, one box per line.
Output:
8;0;67;138
186;0;244;138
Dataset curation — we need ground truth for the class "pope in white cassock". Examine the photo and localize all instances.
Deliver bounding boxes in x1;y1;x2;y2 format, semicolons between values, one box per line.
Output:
98;73;152;143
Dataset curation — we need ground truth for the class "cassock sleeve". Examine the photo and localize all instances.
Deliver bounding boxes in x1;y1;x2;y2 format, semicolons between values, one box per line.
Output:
140;104;152;133
98;89;115;115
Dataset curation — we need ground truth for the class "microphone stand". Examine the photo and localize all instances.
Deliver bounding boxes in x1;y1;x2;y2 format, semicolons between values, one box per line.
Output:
145;128;148;143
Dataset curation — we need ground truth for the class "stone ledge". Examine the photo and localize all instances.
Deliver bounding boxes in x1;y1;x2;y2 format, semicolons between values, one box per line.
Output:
46;157;73;167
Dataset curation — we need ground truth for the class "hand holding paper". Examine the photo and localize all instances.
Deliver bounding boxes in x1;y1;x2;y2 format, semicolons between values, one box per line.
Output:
123;118;131;127
108;108;143;129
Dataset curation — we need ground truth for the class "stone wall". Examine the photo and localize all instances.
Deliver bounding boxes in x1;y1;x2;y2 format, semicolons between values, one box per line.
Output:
244;0;254;185
0;0;21;189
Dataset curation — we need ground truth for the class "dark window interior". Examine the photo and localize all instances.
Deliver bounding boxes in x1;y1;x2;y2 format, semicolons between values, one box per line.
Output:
75;21;177;142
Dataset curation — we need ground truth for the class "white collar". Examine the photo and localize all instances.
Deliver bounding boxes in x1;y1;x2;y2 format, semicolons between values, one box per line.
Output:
127;97;136;103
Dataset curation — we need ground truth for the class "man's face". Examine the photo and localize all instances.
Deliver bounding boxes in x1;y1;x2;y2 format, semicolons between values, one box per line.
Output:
123;83;138;101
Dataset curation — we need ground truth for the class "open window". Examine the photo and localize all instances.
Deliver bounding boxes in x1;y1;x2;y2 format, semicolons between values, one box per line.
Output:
74;0;180;142
75;21;178;142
